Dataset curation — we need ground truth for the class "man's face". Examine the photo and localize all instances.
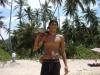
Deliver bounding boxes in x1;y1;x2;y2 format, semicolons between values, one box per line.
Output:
49;22;58;32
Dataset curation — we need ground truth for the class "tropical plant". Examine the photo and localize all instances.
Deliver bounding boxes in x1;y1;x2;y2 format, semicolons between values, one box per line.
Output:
33;8;42;27
0;0;9;7
11;21;36;57
14;0;28;22
83;7;98;44
49;0;63;28
41;1;52;29
24;6;34;23
0;12;10;51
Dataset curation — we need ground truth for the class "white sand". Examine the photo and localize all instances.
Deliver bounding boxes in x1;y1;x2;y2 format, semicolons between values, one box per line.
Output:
0;59;100;75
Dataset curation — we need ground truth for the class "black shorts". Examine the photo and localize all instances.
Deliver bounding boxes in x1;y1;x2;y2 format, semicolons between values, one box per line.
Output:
40;59;61;75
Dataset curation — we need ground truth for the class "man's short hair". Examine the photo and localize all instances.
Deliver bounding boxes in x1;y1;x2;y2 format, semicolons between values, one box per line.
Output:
49;20;58;26
47;20;59;29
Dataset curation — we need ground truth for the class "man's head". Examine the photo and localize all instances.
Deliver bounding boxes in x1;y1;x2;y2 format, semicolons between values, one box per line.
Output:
47;20;58;32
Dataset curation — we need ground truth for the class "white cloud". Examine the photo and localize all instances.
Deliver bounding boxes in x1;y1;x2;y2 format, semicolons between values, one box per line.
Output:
59;16;66;26
59;15;73;28
28;0;43;9
28;0;53;9
0;29;9;40
90;3;99;9
2;15;18;23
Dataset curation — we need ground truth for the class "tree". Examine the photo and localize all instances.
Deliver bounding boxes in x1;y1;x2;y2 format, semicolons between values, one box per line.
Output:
0;0;9;7
63;0;83;18
33;8;41;27
24;6;34;23
83;7;98;44
63;0;96;18
14;0;28;23
82;0;96;6
12;21;36;58
49;0;62;28
9;0;13;52
0;12;5;38
40;1;52;29
61;18;71;43
0;12;10;51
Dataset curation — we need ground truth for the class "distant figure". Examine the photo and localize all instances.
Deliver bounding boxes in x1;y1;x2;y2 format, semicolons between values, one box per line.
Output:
12;52;16;62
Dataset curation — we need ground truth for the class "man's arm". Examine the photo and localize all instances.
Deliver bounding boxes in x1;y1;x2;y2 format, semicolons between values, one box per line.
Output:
60;35;68;74
33;33;45;51
60;35;67;66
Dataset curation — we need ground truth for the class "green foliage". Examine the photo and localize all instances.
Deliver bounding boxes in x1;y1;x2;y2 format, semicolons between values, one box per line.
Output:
0;40;10;52
16;48;31;59
32;51;43;60
0;48;11;63
16;48;43;60
66;44;77;58
1;0;99;60
66;44;100;59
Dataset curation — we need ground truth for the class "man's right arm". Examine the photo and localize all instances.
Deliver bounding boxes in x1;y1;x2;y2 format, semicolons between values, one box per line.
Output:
33;34;45;51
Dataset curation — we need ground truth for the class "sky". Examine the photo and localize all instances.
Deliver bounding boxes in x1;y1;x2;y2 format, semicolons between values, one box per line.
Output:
0;0;100;40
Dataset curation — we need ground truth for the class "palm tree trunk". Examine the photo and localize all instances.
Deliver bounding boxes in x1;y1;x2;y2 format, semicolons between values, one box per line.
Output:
58;6;60;29
9;0;13;52
39;0;42;7
44;0;47;30
20;6;22;23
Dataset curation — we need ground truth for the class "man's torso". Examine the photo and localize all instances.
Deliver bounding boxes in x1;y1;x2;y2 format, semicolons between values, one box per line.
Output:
43;34;62;59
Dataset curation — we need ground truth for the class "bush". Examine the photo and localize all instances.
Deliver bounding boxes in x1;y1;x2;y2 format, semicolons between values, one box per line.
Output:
32;51;43;60
66;44;77;58
0;48;11;63
66;44;100;59
16;48;31;59
73;45;97;59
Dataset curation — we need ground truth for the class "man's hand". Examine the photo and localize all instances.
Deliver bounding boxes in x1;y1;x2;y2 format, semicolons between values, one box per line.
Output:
64;66;68;75
51;51;59;58
37;32;44;37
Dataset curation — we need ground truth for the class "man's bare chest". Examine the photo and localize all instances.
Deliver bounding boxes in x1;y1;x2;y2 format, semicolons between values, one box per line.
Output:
45;36;61;46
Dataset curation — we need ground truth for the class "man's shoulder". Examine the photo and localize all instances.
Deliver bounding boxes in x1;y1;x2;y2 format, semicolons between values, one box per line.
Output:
57;34;64;38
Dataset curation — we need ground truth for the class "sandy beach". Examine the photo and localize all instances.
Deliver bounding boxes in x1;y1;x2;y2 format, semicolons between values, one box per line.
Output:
0;59;100;75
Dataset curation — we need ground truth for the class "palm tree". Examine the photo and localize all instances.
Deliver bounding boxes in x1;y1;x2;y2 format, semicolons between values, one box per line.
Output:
49;0;62;28
33;8;41;27
40;1;52;29
49;0;62;6
14;11;25;21
63;0;97;19
73;13;89;43
9;0;13;52
39;0;58;29
24;6;34;23
63;0;84;18
14;0;28;23
0;12;5;32
83;7;98;44
12;21;36;58
62;18;71;43
0;12;10;51
82;0;96;6
0;12;5;38
0;0;9;7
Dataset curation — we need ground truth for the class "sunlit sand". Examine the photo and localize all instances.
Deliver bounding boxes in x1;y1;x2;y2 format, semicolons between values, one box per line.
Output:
0;59;100;75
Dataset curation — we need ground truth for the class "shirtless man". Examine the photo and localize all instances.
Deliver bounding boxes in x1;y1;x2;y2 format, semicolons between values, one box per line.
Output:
34;20;68;75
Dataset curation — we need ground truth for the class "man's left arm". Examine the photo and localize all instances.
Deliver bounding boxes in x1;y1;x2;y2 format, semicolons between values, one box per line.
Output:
60;35;68;74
